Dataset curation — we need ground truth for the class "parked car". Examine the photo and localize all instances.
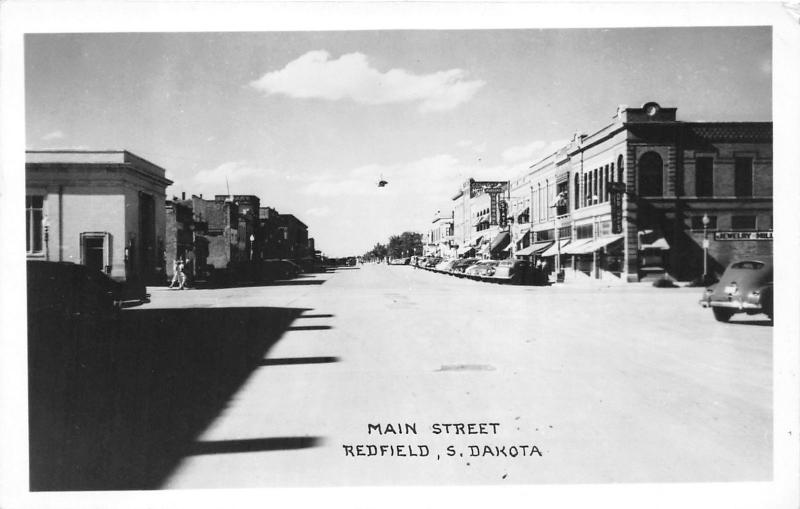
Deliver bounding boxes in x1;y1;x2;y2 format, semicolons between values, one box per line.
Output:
424;257;442;268
27;260;123;320
465;260;499;277
450;258;479;274
491;259;532;285
700;258;773;322
260;259;301;280
435;259;457;272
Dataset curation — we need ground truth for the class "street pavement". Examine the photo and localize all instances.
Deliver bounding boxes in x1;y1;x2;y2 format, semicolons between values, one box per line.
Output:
134;263;772;488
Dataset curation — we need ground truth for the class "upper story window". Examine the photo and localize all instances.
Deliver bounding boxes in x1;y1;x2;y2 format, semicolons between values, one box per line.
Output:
731;215;756;230
26;195;44;254
695;157;714;197
734;157;754;197
555;180;569;216
574;174;580;211
638;152;664;196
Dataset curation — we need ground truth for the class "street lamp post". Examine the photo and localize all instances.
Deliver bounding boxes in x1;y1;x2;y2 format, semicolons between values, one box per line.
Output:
702;213;710;281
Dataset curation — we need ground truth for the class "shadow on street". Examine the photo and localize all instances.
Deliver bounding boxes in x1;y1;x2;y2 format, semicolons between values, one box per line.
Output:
28;305;332;491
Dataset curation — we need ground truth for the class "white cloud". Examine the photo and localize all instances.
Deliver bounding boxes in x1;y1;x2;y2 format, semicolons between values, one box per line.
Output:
250;50;485;113
41;130;65;141
501;139;569;164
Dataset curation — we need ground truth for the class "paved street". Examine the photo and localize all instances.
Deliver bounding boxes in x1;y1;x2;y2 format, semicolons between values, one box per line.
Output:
132;264;772;488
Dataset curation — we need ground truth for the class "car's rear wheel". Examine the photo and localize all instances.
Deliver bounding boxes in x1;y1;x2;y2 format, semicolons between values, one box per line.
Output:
712;308;734;322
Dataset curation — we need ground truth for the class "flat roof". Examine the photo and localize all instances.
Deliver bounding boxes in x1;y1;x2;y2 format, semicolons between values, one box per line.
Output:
26;149;173;186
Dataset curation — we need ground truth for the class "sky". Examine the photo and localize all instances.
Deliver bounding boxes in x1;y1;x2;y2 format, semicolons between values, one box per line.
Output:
25;27;771;256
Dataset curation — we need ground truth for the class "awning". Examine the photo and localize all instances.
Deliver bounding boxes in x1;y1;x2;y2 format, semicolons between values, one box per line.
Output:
489;231;511;253
540;239;570;257
472;235;484;247
515;241;552;257
503;243;513;251
457;245;475;255
584;234;624;252
640;237;670;250
565;235;624;255
562;238;593;255
516;225;531;238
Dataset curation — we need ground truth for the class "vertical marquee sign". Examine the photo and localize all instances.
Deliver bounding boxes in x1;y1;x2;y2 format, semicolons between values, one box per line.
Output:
485;187;504;225
609;182;626;234
498;199;508;227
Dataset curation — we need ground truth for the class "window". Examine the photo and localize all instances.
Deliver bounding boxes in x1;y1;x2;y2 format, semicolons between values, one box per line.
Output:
26;195;44;254
556;180;569;216
574;174;580;210
731;215;756;230
734;157;753;197
695;157;714;197
690;215;717;230
576;223;594;239
617;155;624;182
638;152;663;196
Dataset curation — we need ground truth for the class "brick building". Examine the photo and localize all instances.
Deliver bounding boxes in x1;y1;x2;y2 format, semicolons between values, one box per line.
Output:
522;102;772;282
164;194;263;282
26;150;172;285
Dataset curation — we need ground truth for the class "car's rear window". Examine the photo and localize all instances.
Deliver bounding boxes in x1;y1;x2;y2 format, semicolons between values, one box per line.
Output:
730;261;765;270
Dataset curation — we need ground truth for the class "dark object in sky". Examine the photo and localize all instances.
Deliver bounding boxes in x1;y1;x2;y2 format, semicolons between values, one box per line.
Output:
378;174;388;187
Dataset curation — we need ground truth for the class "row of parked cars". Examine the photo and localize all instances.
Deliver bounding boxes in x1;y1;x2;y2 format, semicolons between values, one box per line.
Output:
417;256;546;285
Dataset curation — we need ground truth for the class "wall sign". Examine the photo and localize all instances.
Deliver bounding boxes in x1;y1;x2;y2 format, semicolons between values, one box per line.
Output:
714;231;773;241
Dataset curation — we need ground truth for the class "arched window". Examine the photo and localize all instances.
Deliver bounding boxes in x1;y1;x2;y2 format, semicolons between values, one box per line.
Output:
617;155;624;182
638;152;663;196
574;173;580;210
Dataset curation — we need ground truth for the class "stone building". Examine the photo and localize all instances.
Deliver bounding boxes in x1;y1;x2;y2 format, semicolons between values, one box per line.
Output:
26;150;172;285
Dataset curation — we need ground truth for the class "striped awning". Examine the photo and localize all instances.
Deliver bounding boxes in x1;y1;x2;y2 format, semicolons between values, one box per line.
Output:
540;239;571;257
515;241;552;257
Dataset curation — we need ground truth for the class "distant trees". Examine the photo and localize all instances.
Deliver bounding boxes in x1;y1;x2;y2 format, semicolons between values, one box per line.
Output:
388;231;423;259
362;231;423;261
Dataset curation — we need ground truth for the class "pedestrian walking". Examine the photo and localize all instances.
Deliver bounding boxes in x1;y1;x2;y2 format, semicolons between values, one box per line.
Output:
168;258;181;288
177;257;187;290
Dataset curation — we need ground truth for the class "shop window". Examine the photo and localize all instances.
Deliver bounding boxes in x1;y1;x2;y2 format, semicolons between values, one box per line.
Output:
576;223;594;240
690;215;717;230
695;157;714;197
734;157;753;197
26;195;44;254
638;152;663;196
731;215;756;230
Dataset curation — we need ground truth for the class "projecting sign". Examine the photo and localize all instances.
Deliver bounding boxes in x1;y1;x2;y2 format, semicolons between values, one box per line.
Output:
713;231;773;241
498;200;508;227
609;182;626;234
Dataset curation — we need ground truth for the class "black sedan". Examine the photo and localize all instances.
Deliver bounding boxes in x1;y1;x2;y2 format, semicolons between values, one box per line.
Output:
700;258;773;322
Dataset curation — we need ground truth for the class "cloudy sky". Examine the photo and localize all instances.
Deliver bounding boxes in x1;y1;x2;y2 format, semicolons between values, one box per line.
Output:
25;27;771;256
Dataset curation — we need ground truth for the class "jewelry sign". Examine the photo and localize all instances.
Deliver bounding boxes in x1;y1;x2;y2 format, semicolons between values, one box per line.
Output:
714;231;773;241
